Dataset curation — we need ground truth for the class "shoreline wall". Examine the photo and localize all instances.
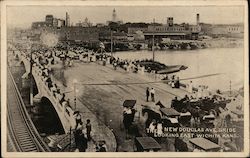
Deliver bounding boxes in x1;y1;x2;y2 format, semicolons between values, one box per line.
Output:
204;38;244;48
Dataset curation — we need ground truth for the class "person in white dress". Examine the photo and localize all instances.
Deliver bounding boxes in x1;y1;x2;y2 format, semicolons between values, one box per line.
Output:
157;122;163;135
188;81;193;93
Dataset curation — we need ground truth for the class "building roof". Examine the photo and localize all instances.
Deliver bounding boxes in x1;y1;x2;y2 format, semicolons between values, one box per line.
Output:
144;32;188;36
189;138;220;151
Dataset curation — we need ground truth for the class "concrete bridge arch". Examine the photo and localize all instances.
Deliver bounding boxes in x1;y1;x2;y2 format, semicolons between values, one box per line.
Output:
38;96;65;135
20;54;76;133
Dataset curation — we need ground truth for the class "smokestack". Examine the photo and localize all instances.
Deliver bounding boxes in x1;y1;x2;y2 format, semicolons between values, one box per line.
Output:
196;14;200;25
66;12;70;27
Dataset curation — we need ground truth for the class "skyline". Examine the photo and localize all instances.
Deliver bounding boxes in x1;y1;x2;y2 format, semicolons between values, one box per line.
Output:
7;6;244;28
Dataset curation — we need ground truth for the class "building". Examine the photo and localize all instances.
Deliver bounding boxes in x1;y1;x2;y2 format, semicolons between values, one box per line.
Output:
75;17;93;27
112;32;127;41
167;17;174;27
144;14;201;40
65;12;70;27
32;14;65;29
56;26;100;42
107;8;123;25
53;18;66;28
199;23;244;38
32;22;51;29
128;27;148;34
199;23;213;35
31;14;101;42
210;24;244;38
96;23;106;27
45;15;54;24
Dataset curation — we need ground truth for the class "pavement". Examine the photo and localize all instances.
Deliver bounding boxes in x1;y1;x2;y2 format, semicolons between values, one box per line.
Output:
50;63;117;152
50;59;190;151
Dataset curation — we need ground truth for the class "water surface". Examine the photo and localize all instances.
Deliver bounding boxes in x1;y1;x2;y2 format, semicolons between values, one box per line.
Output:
114;48;244;91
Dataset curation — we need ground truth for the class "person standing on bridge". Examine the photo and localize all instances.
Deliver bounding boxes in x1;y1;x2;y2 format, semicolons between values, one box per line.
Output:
146;87;150;102
150;88;155;102
77;131;88;152
74;111;82;130
188;81;193;93
86;119;92;141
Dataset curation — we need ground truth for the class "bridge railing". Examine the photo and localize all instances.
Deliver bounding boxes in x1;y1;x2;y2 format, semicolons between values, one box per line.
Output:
20;53;76;132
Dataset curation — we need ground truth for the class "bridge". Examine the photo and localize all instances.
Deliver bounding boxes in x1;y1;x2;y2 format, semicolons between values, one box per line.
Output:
12;50;117;152
19;53;76;133
7;67;51;152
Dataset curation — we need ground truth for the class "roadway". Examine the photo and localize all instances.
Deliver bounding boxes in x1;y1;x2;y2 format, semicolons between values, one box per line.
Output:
51;60;189;151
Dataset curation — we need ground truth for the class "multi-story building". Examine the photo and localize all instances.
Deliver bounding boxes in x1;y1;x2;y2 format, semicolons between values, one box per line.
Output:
75;17;93;27
32;14;65;29
199;23;244;38
144;15;201;40
45;15;54;24
52;18;66;28
57;26;100;42
210;24;244;38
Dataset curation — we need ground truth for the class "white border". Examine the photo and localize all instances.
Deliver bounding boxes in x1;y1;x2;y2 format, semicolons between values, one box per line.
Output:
1;0;249;157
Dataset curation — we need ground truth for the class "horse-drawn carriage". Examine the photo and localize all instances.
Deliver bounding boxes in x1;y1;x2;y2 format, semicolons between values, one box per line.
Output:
171;96;232;128
160;108;181;128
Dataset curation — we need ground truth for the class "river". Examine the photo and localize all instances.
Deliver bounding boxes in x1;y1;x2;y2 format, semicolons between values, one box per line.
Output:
113;47;244;92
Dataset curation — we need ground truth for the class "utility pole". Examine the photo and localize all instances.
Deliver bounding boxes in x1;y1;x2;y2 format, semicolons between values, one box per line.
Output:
152;18;155;62
74;82;76;110
230;80;232;96
73;79;78;110
111;30;113;57
29;45;34;106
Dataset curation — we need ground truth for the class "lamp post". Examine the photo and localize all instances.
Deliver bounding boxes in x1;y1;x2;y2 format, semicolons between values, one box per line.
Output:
152;18;155;62
29;44;34;106
73;79;78;110
111;30;113;57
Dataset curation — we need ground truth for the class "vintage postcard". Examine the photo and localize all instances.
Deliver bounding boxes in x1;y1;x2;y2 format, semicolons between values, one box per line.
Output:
1;0;249;157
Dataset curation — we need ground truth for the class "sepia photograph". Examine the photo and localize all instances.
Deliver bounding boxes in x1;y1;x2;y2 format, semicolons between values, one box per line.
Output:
1;0;249;157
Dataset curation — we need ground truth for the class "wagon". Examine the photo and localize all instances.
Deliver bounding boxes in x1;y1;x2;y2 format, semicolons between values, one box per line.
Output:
160;108;181;127
178;112;192;126
123;100;136;108
134;137;161;152
189;137;221;152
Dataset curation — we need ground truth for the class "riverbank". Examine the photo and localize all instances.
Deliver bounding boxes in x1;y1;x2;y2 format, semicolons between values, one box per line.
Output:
203;37;243;48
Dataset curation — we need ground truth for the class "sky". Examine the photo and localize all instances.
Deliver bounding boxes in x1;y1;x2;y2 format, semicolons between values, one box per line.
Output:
7;6;244;28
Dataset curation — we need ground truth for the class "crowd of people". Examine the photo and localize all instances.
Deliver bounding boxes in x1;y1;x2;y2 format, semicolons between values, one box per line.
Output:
16;47;70;110
73;112;107;152
17;45;107;152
